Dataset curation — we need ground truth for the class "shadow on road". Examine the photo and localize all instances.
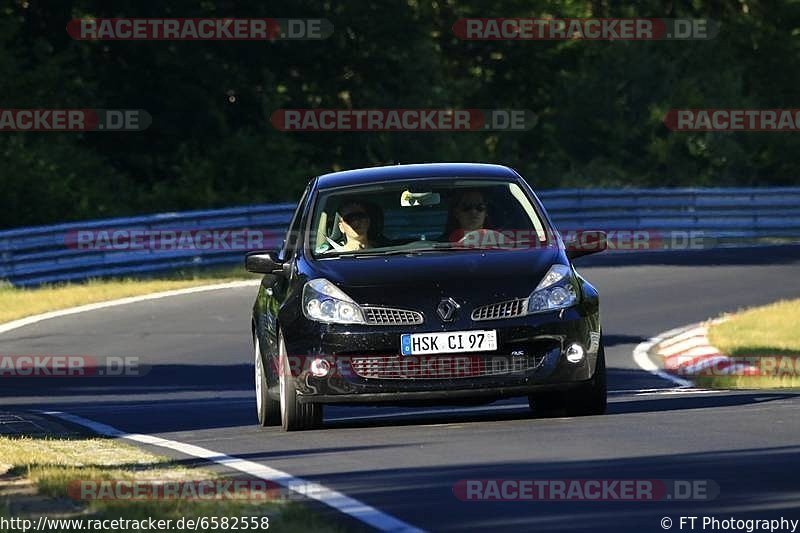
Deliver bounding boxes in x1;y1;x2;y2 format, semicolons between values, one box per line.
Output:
322;391;797;430
602;334;648;347
303;444;800;532
2;362;797;434
0;364;253;397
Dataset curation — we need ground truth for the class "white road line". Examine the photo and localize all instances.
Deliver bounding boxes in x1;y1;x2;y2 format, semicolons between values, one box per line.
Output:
655;326;706;349
59;386;718;421
657;335;711;357
627;388;720;396
63;398;253;412
608;387;716;396
328;388;719;422
60;387;720;421
39;410;424;533
2;281;708;530
632;338;694;388
0;280;261;336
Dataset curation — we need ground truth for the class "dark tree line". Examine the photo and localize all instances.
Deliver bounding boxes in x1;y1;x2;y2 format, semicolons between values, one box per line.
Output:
1;0;799;228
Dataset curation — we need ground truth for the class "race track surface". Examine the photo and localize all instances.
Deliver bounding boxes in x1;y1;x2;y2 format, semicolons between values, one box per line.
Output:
2;247;799;532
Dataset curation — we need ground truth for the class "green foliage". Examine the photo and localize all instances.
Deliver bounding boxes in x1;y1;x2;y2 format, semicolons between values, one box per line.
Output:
1;0;799;228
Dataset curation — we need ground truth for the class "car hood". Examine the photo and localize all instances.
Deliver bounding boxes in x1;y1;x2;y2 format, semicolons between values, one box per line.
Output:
304;248;563;301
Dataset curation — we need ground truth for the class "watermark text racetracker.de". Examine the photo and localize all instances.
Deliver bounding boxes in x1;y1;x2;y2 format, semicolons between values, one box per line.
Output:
672;355;800;378
68;478;324;502
64;228;711;253
664;109;800;131
0;355;145;378
662;516;799;532
270;109;537;131
453;18;719;40
64;228;282;251
0;109;150;132
448;229;708;252
453;479;719;501
67;17;333;40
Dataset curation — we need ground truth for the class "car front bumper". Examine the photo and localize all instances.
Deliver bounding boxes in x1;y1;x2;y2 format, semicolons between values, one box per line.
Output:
280;306;601;404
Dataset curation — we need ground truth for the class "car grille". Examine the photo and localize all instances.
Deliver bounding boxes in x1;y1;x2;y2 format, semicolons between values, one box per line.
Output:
471;298;528;321
348;354;544;379
362;307;424;326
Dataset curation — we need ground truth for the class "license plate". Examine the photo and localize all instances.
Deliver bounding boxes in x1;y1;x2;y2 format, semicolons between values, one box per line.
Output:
400;330;497;356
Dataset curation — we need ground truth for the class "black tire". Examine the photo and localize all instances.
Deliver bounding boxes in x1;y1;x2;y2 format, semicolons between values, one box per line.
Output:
528;390;568;418
529;344;607;417
278;333;323;431
254;333;280;427
567;344;608;416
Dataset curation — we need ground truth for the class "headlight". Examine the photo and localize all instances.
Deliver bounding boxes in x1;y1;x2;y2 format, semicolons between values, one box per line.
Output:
302;278;366;324
527;264;578;314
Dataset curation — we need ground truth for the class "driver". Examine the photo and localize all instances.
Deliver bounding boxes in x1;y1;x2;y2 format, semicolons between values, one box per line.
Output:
317;200;376;253
337;201;374;251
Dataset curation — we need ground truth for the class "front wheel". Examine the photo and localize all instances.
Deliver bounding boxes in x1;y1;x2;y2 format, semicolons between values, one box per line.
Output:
529;344;607;417
567;344;607;416
254;333;279;427
278;333;323;431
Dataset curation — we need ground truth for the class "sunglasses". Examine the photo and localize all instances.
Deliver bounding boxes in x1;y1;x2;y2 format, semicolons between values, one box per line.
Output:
459;203;487;213
341;211;369;224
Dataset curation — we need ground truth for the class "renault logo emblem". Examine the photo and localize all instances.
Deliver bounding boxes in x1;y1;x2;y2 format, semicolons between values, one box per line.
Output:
437;298;460;322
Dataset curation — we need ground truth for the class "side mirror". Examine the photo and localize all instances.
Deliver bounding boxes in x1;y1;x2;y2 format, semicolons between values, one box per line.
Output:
245;251;287;275
565;230;607;260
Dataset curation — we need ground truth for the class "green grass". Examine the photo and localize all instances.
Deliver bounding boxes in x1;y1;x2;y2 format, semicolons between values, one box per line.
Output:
708;299;800;357
0;266;256;325
703;298;800;389
694;374;800;389
0;436;347;533
0;267;344;531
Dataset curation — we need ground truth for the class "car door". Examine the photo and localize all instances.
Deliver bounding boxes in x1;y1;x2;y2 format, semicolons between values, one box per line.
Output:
256;181;314;388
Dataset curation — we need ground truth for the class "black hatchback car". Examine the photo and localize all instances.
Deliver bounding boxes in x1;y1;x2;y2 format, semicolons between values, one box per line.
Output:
247;163;607;430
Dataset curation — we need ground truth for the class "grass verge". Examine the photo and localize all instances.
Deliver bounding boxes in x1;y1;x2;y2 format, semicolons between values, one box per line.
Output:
0;435;345;533
0;267;257;325
701;298;800;389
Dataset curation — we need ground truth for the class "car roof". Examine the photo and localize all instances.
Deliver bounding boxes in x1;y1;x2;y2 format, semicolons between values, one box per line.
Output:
315;163;521;189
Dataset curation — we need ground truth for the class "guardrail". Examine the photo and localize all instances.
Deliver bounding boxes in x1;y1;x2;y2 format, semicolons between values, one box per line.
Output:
1;188;799;287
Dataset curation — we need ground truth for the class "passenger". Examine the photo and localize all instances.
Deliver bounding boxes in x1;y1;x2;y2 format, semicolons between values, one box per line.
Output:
444;189;490;242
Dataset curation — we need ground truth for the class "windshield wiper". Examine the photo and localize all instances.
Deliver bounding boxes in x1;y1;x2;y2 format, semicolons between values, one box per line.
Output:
347;245;474;258
318;242;502;259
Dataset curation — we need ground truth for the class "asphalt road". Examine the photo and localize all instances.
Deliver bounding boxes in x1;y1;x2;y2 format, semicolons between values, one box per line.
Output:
2;247;800;532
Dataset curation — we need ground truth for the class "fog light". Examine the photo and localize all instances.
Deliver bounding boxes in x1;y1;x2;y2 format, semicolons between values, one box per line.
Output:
309;358;331;377
565;343;585;363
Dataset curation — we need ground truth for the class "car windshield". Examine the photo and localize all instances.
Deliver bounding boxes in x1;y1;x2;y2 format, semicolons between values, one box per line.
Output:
309;178;549;258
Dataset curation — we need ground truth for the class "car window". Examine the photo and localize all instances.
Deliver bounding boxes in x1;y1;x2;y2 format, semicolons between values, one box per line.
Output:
310;178;549;258
281;183;311;260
